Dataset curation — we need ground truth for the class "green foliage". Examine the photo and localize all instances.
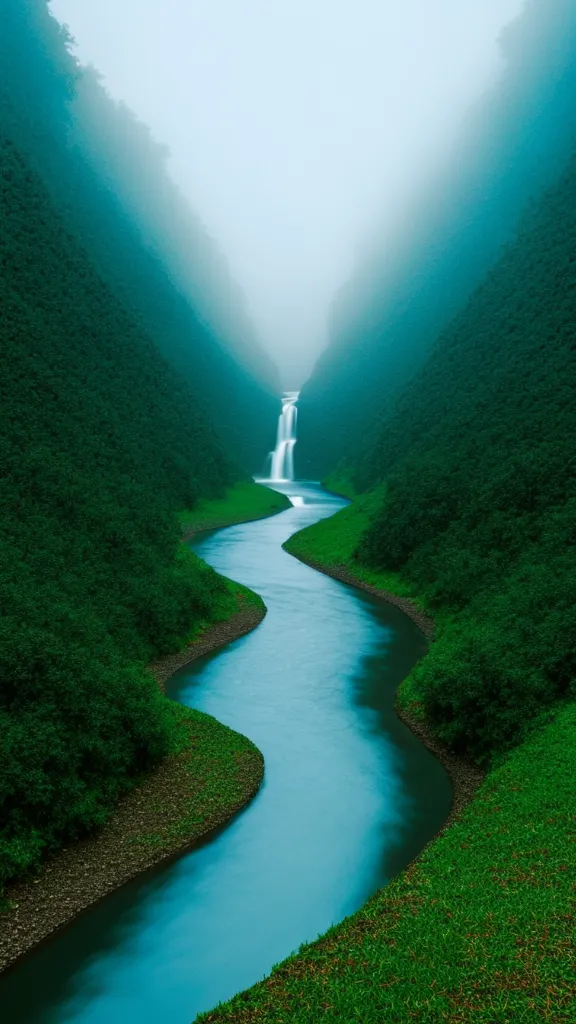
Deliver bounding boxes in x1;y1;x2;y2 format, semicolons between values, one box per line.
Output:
0;0;279;473
297;0;576;478
322;465;358;499
351;156;576;761
179;482;291;535
0;2;276;889
199;701;576;1024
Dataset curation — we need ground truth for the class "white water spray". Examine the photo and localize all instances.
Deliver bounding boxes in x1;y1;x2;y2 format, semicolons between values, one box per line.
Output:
266;391;299;483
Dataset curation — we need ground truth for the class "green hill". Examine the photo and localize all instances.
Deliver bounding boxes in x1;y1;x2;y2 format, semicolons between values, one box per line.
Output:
356;154;576;761
0;0;279;889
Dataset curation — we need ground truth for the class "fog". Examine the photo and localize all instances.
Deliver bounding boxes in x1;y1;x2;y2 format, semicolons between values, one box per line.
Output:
50;0;524;388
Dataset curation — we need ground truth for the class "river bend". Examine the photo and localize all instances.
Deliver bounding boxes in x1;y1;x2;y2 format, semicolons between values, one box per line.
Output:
1;483;451;1022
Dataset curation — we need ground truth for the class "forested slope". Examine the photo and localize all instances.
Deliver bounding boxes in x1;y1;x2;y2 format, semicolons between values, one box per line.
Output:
355;154;576;760
298;0;576;477
300;150;576;766
0;1;278;889
1;0;279;471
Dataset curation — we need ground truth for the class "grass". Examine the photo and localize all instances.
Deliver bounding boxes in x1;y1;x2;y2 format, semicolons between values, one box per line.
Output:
322;465;359;499
178;481;275;645
284;485;424;607
199;701;575;1024
179;482;291;536
196;494;576;1024
183;573;265;648
130;702;263;855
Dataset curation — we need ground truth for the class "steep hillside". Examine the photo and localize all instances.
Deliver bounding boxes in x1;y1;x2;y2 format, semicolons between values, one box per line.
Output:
1;0;279;472
357;153;576;760
297;149;576;765
0;1;279;890
298;0;576;477
0;133;233;887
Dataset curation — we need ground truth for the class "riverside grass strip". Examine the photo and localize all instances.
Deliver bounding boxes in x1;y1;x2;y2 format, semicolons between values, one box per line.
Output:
195;503;575;1024
199;701;575;1024
180;481;291;538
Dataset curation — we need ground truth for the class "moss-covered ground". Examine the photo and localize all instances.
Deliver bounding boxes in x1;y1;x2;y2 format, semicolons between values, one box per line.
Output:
197;500;576;1024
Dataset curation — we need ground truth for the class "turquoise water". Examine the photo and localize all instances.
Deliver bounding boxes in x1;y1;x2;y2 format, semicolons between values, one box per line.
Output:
0;484;451;1023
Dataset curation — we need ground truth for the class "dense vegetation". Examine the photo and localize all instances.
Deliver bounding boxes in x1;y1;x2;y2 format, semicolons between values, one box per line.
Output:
357;156;576;762
0;132;229;889
295;154;576;767
295;0;576;766
0;2;279;889
298;0;576;478
1;0;279;470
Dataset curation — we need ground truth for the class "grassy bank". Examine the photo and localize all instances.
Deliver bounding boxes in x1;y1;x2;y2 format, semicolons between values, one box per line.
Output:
180;481;291;537
284;486;426;615
197;501;576;1023
200;701;575;1024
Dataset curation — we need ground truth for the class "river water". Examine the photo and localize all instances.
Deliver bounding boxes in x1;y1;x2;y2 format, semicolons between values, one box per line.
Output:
1;483;451;1023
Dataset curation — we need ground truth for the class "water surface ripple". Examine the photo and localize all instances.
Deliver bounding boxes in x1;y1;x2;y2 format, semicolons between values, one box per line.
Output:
1;483;451;1023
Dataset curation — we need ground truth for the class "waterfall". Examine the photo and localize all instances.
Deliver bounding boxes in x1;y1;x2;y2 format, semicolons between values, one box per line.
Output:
267;392;299;483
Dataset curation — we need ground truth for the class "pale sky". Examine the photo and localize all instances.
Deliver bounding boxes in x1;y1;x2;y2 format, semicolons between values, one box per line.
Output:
50;0;525;387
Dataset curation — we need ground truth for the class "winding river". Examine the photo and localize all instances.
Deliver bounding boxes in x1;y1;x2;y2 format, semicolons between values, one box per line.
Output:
1;483;451;1023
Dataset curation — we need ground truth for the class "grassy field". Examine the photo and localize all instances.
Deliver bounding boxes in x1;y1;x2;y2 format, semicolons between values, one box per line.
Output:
197;498;576;1024
179;482;291;536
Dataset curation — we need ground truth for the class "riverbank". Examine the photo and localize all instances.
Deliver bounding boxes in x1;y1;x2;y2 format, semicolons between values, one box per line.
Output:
283;546;482;827
0;590;265;974
283;506;482;841
0;483;287;974
179;481;291;539
195;499;574;1023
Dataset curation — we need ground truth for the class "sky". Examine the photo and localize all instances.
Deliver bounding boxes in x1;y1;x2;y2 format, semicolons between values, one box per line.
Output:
50;0;525;388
